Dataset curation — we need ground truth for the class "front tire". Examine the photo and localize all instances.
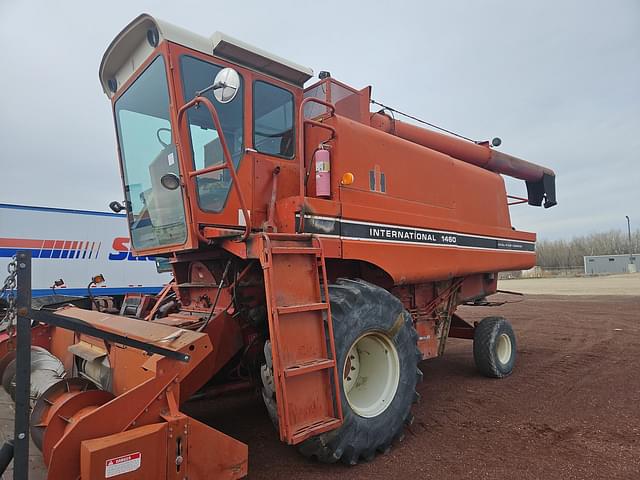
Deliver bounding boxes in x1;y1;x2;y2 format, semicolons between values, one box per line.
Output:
261;278;422;465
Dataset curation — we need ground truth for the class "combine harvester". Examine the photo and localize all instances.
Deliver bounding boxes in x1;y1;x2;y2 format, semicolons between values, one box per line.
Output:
0;14;556;479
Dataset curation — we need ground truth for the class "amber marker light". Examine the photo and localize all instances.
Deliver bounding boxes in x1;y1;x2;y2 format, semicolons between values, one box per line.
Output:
341;172;355;185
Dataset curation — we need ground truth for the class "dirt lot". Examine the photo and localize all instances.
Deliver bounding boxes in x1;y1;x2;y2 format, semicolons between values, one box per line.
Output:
2;290;639;479
500;272;640;295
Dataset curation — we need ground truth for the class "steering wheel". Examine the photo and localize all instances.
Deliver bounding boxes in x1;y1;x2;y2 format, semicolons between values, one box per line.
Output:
156;128;172;148
254;128;291;138
255;128;293;156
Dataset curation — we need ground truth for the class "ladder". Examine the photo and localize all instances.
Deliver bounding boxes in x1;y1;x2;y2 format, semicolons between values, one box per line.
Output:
259;234;343;444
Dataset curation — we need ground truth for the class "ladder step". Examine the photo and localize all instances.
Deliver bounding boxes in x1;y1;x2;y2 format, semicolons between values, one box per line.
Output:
291;417;342;443
284;358;335;378
260;234;343;444
277;302;329;315
271;246;321;255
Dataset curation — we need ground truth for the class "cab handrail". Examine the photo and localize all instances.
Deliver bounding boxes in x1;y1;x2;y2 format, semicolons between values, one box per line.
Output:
177;96;251;241
297;98;337;199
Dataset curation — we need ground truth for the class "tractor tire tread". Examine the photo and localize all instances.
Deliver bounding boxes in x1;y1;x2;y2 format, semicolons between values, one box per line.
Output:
295;278;421;465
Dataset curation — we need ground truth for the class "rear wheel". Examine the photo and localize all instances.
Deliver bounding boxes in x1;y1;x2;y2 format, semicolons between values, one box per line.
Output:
473;316;517;378
342;331;400;418
261;278;422;465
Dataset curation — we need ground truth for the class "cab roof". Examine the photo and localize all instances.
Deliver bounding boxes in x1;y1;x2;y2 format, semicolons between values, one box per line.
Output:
99;13;314;97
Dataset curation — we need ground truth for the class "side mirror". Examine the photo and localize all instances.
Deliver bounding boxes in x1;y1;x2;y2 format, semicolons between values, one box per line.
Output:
212;68;240;103
109;201;125;213
155;257;173;273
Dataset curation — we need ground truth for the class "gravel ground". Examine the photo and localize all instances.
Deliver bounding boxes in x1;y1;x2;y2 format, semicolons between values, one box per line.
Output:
500;273;640;295
2;292;639;479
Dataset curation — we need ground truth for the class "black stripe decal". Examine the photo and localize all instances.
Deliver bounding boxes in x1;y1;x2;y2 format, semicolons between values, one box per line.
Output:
297;215;535;252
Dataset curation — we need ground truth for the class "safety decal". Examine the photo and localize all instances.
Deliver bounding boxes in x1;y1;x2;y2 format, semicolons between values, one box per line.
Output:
105;452;141;478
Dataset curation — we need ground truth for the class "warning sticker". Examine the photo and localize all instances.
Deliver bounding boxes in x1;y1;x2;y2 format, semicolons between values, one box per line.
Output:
105;452;141;478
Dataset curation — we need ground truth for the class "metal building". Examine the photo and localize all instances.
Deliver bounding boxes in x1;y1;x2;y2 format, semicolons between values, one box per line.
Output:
583;254;639;275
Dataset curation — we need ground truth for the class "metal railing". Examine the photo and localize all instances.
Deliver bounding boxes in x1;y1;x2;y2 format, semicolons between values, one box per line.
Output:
297;97;337;198
296;98;337;233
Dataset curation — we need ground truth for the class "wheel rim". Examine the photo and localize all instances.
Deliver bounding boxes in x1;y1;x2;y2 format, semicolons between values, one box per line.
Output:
343;332;400;418
496;333;512;364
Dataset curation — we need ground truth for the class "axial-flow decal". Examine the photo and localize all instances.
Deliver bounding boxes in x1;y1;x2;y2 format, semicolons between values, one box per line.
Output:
296;215;535;252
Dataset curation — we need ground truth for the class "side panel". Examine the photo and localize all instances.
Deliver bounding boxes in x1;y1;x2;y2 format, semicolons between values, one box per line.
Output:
299;116;536;284
80;423;167;480
0;205;172;296
330;115;514;230
298;214;535;284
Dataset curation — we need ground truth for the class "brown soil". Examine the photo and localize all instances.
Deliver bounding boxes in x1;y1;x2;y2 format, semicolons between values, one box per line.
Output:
186;294;640;480
3;295;640;479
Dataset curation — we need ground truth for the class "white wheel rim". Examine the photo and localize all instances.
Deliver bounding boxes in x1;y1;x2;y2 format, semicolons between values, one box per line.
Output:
343;332;400;418
496;333;512;365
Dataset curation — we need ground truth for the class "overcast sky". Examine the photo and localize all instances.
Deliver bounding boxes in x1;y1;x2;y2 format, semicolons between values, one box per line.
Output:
1;0;638;239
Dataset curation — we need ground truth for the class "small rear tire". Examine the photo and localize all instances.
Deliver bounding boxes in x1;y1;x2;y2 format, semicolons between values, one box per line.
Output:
473;316;516;378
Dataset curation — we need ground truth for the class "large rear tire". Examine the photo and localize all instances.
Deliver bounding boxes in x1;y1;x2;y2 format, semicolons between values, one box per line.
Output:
261;278;422;465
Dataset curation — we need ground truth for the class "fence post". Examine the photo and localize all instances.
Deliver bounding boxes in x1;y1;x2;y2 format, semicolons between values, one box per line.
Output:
14;250;31;480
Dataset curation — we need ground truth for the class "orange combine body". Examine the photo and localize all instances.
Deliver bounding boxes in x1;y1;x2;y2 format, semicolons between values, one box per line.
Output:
1;14;556;479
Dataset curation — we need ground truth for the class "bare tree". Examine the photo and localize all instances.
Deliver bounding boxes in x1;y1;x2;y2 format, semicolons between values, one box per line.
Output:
536;229;640;268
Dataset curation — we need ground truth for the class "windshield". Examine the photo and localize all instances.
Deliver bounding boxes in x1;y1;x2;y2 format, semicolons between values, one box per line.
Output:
114;56;187;251
180;55;244;212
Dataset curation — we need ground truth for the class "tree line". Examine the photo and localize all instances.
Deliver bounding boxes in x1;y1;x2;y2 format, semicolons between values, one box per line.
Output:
537;229;639;269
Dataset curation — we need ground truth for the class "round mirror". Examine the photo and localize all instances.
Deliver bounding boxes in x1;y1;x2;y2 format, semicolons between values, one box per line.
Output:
160;173;181;190
212;68;240;104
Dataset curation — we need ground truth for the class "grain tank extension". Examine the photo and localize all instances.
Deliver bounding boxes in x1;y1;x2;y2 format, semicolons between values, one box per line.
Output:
1;13;556;479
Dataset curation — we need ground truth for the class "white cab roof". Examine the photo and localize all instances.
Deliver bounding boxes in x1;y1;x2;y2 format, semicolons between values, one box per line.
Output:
99;13;314;97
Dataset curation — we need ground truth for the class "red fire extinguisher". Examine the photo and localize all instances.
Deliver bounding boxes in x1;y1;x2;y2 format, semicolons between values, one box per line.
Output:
314;146;330;198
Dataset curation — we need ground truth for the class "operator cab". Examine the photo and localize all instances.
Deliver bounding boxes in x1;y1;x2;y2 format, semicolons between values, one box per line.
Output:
100;14;313;256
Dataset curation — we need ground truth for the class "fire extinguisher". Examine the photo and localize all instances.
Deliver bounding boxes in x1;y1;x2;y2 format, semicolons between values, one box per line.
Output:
314;146;330;198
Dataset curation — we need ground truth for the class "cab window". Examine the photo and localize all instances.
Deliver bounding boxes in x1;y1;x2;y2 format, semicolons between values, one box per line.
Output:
180;55;244;212
253;81;294;158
